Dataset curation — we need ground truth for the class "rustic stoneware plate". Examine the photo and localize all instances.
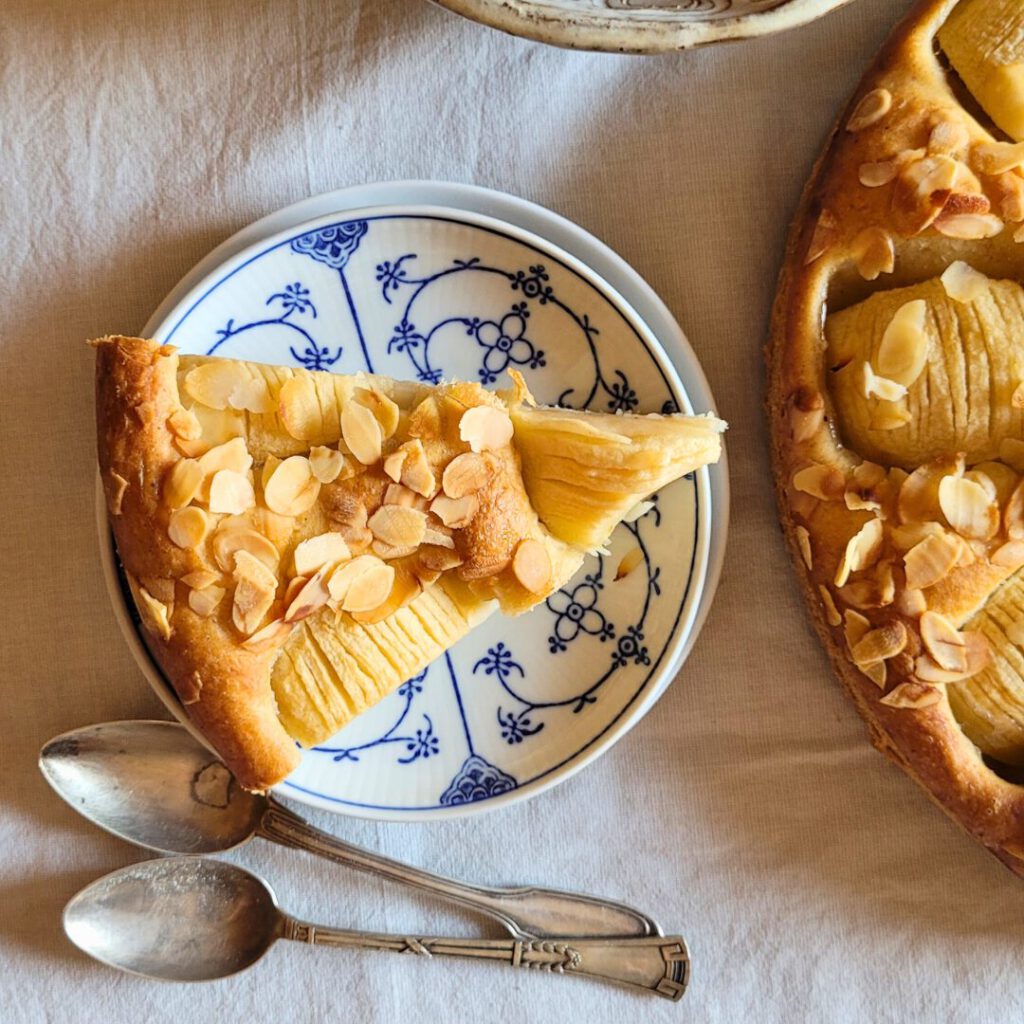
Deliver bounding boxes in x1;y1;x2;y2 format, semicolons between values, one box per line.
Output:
97;184;727;819
430;0;854;53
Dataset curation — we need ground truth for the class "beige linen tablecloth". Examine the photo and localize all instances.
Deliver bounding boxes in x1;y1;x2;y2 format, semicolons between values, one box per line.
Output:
4;0;1024;1020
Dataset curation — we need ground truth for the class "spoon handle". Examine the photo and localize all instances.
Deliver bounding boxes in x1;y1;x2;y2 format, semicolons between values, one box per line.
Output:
260;797;660;940
282;918;688;1000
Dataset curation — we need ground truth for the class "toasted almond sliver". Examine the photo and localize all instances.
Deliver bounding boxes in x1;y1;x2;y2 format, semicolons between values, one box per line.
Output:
973;140;1024;176
459;405;514;452
212;525;280;573
184;361;250;410
167;406;202;441
835;518;884;588
294;532;350;576
876;300;928;386
208;469;256;515
164;459;203;510
197;437;253;494
233;549;278;590
870;404;912;431
904;532;961;590
354;387;400;439
261;455;282;493
940;260;990;303
790;388;825;443
896;587;927;616
188;585;225;618
862;362;907;402
132;583;172;641
418;545;464;573
928;119;969;155
852;620;908;667
851;226;895;281
934;212;1004;239
442;452;488;499
241;618;293;653
263;455;320;516
914;632;988;682
615;546;644;581
309;446;346;484
844;609;871;651
181;570;221;590
383;450;406;483
880;682;940;709
368;505;427;548
285;567;333;622
423;525;455;550
512;539;552;594
430;493;479;528
858;160;898;187
792;464;844;501
992;540;1024;570
795;526;813;570
819;586;842;627
341;562;395;613
399;439;436;497
327;554;384;604
168;506;210;549
919;611;967;672
227;376;275;414
937;475;998;540
341;401;384;465
846;87;892;132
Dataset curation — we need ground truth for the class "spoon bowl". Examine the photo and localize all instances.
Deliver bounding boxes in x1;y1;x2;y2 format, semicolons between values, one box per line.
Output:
40;721;263;854
64;857;281;981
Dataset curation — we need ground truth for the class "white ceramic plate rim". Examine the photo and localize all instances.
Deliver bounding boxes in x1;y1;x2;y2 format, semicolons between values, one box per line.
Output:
429;0;855;54
97;183;728;819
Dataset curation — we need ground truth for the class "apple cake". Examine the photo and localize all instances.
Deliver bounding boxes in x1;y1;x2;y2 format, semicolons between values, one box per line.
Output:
769;0;1024;871
94;336;725;790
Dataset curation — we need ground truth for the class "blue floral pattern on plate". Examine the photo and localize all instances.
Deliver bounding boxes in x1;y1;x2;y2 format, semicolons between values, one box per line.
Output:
151;211;705;817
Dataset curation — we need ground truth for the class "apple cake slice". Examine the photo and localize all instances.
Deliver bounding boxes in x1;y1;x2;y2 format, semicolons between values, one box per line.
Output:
94;336;724;790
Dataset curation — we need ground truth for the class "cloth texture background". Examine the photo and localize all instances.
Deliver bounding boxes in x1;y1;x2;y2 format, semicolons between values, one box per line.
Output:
2;0;1022;1020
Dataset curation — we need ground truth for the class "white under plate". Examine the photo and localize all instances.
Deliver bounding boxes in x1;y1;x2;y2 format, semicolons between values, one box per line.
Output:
99;183;728;819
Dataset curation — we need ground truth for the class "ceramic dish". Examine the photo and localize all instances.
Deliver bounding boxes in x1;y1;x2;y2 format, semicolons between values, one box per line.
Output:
98;185;727;819
429;0;854;54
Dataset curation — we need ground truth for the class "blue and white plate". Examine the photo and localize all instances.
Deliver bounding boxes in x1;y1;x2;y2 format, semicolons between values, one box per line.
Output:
99;185;727;820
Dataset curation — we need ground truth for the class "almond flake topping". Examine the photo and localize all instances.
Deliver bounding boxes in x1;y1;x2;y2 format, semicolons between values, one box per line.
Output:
135;585;172;641
792;464;844;501
197;438;253;500
844;609;871;652
846;88;891;132
973;141;1024;176
896;587;927;616
851;620;908;671
383;449;406;483
919;611;967;672
442;452;488;499
903;532;961;590
241;618;293;653
615;546;644;581
915;631;988;683
227;376;275;414
835;518;884;588
876;300;928;386
937;475;998;540
164;458;203;510
167;407;202;441
858;161;898;188
940;261;990;303
188;586;225;618
212;525;279;573
430;493;479;529
263;455;320;517
368;505;427;549
862;362;907;402
184;361;248;410
294;532;350;576
328;555;395;613
512;539;552;595
284;567;332;623
934;212;1004;239
231;550;277;636
459;405;514;452
880;682;941;709
208;469;256;515
928;119;969;155
354;387;400;439
167;506;210;549
398;439;436;497
789;388;824;443
819;586;842;627
992;540;1024;570
309;446;346;484
341;400;384;465
851;227;895;281
795;526;813;570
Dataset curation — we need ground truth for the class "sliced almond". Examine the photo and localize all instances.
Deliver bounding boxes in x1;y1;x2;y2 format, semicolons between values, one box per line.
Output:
880;682;940;709
383;449;407;484
231;550;278;636
459;405;514;452
940;260;990;303
819;585;842;627
844;609;871;652
368;505;427;549
381;483;417;508
197;437;253;497
870;404;912;431
904;531;961;590
140;577;176;605
851;226;895;281
992;540;1024;570
430;493;479;529
340;561;395;613
327;554;384;604
795;526;813;570
261;455;282;493
876;299;928;386
792;464;844;501
184;361;251;410
134;585;172;641
168;506;210;550
341;401;384;465
372;539;420;561
163;459;203;510
309;446;346;484
350;564;423;625
423;525;455;550
167;406;202;441
354;387;400;439
213;525;279;573
208;469;256;515
789;387;825;443
896;587;927;616
442;452;488;499
284;567;332;622
293;532;350;576
862;362;907;402
897;456;963;524
263;455;320;516
395;441;436;497
227;376;275;414
914;631;988;683
937;475;998;539
846;87;891;132
418;545;464;573
615;546;644;581
241;618;293;653
176;403;245;458
972;140;1024;176
934;212;1004;239
919;611;967;672
858;160;898;187
928;119;969;155
852;620;908;667
512;539;552;594
834;518;884;587
188;585;225;618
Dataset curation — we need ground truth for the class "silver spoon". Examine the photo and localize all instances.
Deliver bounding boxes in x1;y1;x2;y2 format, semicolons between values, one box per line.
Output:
64;857;689;998
40;721;660;940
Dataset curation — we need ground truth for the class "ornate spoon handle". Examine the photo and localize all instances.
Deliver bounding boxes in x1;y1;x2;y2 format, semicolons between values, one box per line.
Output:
260;797;661;940
282;919;689;1001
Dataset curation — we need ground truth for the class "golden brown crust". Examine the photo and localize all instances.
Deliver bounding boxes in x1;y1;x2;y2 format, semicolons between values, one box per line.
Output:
768;0;1024;874
93;336;299;790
